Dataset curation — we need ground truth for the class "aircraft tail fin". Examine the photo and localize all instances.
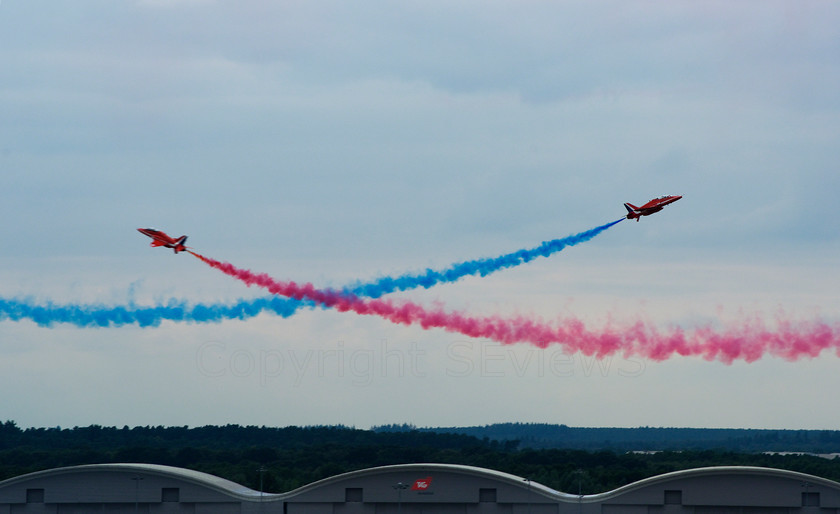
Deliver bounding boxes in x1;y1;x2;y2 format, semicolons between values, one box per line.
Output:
173;236;188;253
624;203;642;221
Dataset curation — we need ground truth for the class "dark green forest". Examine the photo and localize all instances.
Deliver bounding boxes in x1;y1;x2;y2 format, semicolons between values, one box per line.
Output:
2;421;840;494
388;422;840;452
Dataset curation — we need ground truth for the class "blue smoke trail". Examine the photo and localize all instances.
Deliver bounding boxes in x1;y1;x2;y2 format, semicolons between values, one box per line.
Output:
0;219;622;328
346;218;623;298
0;296;305;328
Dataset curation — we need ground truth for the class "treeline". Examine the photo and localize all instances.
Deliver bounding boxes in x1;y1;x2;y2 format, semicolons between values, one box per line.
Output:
3;421;840;494
386;423;840;453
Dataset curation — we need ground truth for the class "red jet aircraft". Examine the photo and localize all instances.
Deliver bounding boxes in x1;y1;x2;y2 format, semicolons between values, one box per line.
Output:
624;195;682;221
137;228;189;253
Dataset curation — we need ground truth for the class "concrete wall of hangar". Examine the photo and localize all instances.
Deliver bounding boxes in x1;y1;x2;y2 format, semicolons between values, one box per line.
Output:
1;463;840;513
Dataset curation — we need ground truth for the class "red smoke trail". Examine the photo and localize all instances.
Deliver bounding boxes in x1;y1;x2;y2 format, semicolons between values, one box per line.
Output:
189;251;840;364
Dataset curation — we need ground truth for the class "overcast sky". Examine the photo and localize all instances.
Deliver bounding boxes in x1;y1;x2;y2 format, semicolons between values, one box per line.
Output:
1;1;838;431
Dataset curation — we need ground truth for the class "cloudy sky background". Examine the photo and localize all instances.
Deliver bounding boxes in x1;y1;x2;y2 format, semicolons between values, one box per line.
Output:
1;0;838;430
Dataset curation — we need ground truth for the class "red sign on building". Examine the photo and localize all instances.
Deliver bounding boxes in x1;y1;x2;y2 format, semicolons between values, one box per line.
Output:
411;477;433;490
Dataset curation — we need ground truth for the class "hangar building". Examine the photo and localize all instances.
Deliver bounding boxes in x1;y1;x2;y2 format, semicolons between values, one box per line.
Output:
1;462;838;513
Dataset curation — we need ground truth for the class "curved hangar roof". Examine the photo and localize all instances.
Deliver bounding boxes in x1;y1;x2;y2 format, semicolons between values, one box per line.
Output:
2;462;840;511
